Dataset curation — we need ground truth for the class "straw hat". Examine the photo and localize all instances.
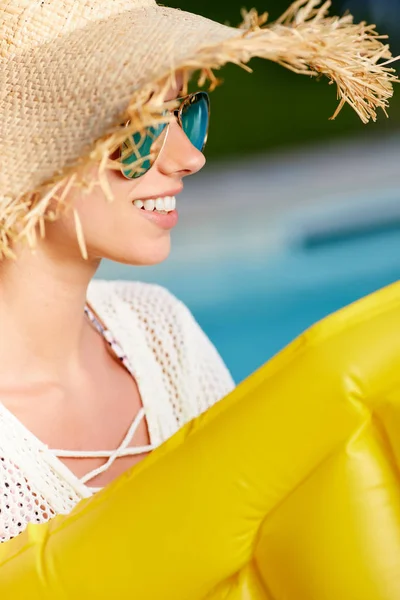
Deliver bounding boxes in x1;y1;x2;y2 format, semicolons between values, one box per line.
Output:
0;0;398;258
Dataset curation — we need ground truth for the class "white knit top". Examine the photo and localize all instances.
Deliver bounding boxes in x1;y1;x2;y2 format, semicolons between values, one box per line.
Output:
0;280;235;543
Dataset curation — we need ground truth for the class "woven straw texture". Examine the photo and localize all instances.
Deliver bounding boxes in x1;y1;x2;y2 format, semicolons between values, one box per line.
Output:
0;0;398;257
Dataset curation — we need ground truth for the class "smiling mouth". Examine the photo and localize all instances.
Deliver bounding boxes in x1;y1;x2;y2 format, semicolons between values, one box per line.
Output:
132;195;176;213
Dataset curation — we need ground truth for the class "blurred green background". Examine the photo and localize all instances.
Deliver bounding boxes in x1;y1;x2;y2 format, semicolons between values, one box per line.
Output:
168;0;400;159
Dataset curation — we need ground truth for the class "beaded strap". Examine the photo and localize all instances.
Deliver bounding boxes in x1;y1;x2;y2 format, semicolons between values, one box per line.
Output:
84;305;131;370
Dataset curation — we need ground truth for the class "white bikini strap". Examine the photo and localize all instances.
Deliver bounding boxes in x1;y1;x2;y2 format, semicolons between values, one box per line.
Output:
79;407;146;484
50;407;150;485
52;444;154;458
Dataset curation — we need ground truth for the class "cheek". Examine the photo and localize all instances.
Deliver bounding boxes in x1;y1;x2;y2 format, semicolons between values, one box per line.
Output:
79;202;172;265
75;196;131;248
51;166;172;265
72;169;135;228
72;180;164;251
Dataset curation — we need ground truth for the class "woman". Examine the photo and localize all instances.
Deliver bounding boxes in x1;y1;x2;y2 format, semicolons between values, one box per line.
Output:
0;0;396;544
0;72;237;541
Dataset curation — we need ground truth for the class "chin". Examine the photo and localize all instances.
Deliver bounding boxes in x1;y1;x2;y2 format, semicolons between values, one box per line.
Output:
97;235;172;266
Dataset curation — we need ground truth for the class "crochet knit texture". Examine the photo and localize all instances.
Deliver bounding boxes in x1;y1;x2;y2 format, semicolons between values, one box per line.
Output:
0;280;234;542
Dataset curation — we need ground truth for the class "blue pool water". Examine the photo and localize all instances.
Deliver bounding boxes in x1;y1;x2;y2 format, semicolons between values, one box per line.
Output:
98;222;400;384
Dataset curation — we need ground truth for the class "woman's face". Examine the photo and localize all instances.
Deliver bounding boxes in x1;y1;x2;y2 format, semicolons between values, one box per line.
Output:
44;74;206;266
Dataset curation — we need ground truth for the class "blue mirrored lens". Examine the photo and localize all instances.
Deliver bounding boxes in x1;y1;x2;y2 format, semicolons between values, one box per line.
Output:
121;121;167;179
181;92;209;152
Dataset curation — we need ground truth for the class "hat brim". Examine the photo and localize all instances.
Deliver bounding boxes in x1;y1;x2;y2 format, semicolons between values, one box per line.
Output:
0;0;397;257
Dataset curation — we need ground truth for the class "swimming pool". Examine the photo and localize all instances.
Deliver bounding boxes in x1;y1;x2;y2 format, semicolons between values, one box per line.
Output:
97;136;400;384
97;210;400;383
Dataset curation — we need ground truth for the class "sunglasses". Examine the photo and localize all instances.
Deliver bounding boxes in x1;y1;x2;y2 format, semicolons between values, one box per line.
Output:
119;91;210;179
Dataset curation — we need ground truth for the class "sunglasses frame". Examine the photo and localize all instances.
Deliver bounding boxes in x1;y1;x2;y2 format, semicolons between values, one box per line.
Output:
120;91;210;180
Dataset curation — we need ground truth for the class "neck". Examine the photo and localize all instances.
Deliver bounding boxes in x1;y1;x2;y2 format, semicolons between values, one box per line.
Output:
0;243;101;385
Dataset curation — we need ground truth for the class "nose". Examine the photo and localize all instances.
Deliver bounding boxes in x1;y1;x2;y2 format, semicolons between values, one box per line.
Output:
156;119;206;178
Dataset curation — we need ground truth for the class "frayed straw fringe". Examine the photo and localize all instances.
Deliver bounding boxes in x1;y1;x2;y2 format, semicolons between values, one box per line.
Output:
1;0;398;260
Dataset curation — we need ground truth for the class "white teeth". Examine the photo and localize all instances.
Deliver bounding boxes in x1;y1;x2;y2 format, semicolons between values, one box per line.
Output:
143;199;155;212
133;196;176;213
